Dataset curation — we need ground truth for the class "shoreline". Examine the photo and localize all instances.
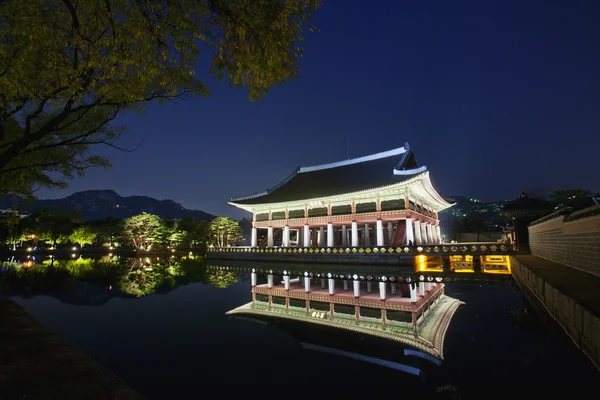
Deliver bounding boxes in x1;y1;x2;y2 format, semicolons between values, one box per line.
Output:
3;249;204;257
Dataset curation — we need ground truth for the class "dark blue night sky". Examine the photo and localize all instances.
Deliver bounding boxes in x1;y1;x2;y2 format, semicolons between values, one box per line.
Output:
37;0;600;218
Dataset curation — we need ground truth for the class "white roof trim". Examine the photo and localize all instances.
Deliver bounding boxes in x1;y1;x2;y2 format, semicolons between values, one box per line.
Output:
298;146;407;173
393;165;427;175
230;190;269;202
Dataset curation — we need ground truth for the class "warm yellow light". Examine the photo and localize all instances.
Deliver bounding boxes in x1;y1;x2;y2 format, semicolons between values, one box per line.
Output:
27;247;32;252
72;246;77;251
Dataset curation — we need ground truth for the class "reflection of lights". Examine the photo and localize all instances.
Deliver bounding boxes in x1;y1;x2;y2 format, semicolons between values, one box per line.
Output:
27;247;32;252
71;253;76;258
109;253;113;257
72;246;77;251
109;246;113;250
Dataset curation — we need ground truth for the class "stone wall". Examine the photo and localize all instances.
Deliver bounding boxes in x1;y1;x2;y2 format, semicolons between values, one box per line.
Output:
528;205;600;277
458;232;503;242
510;256;600;370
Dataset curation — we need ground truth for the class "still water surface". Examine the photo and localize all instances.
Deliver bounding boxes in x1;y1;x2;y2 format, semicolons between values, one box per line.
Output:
1;255;597;396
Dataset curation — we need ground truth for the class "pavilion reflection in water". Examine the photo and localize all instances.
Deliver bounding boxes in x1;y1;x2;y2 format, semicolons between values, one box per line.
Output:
222;255;511;366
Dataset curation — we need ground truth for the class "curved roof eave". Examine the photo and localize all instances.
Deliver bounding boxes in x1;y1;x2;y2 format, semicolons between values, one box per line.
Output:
420;172;455;211
229;169;429;211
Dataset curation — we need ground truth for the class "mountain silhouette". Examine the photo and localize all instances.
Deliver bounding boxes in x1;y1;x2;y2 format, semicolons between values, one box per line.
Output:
0;190;214;221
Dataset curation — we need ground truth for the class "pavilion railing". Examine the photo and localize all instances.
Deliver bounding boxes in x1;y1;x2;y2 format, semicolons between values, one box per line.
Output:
207;242;514;255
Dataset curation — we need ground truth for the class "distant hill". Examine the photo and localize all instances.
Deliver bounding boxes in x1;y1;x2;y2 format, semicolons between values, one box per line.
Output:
0;190;215;221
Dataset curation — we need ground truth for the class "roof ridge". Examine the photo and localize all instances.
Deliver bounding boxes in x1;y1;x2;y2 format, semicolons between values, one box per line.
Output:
298;145;407;173
393;165;427;175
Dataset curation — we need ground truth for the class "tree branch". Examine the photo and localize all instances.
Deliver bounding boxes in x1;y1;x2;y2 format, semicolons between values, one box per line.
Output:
60;0;80;70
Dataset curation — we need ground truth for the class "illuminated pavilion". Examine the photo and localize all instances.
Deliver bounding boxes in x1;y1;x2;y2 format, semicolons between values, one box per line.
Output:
229;143;454;248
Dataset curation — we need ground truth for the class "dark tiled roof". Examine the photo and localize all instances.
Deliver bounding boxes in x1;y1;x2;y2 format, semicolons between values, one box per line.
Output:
231;144;425;205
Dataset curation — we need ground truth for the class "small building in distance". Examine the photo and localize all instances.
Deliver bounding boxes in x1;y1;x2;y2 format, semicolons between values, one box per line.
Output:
501;193;554;250
229;143;454;248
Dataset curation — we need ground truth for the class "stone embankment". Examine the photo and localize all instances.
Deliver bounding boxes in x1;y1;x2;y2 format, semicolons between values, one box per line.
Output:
511;255;600;370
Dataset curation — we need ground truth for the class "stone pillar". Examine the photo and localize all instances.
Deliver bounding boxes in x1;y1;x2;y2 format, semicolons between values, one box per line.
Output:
387;221;394;245
343;280;349;291
251;271;257;287
435;225;442;244
327;222;334;247
304;273;311;293
379;281;387;300
426;223;434;244
367;281;372;293
303;224;310;247
351;221;358;246
341;225;348;246
251;227;257;247
284;275;290;290
424;282;431;292
414;220;422;245
364;223;370;246
328;277;335;295
376;219;384;246
283;225;290;247
267;273;273;288
405;218;414;246
390;282;397;295
410;283;418;303
318;226;325;247
353;278;360;298
267;227;274;247
421;223;427;245
418;282;425;297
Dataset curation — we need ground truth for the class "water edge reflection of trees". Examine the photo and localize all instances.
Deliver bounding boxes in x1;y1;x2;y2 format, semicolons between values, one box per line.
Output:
0;256;244;298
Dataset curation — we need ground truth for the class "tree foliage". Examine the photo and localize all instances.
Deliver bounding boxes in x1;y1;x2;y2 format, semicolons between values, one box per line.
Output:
69;225;97;247
122;212;162;250
0;212;27;250
210;216;243;247
0;0;320;197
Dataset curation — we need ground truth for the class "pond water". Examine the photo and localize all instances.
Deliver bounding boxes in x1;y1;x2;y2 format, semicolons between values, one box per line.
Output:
1;255;597;397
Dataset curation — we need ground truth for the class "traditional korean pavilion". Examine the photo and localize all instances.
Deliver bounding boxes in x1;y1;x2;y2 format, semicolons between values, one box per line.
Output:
229;143;454;248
